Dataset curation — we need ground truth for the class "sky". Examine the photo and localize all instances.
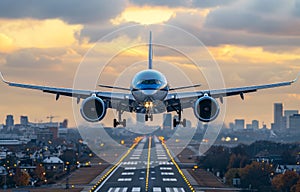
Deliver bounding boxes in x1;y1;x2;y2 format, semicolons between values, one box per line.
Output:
0;0;300;128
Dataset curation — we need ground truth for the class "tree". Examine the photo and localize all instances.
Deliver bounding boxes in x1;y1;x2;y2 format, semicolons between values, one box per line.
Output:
225;168;240;186
239;162;273;190
201;146;230;174
14;167;30;186
228;154;249;169
272;171;299;192
61;149;77;165
34;164;46;181
281;150;296;165
291;178;300;192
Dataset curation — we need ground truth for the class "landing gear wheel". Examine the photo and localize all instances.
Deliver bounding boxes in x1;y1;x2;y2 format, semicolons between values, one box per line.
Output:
113;110;126;127
145;115;149;121
122;119;126;127
113;119;118;128
173;118;179;128
182;118;187;127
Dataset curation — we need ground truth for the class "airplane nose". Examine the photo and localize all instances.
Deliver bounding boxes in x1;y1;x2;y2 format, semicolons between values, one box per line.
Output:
142;90;157;95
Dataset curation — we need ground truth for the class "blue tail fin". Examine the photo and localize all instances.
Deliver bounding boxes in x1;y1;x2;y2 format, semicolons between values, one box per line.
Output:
148;31;153;69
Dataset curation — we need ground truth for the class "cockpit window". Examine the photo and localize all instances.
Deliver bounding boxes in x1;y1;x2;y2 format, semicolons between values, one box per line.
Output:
138;79;162;85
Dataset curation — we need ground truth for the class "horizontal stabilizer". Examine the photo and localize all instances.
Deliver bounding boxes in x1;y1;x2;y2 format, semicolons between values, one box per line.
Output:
169;84;201;91
98;84;130;91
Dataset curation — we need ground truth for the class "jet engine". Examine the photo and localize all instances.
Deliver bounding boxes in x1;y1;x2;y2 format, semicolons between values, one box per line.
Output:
193;95;220;122
80;96;107;122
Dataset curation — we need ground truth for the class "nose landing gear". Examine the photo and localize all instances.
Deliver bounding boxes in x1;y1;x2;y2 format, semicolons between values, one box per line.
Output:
145;114;153;121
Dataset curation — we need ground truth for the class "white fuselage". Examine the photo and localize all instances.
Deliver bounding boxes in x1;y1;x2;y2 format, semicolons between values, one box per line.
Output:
131;69;168;104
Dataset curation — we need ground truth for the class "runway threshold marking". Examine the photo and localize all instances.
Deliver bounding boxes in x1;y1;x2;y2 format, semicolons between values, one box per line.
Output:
160;138;196;192
90;137;143;192
146;136;152;192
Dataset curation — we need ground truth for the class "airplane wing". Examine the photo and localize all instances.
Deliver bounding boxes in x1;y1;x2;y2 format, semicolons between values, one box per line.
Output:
0;72;134;108
165;73;299;112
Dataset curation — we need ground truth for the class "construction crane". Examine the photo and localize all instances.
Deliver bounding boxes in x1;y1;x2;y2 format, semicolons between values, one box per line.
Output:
46;115;59;123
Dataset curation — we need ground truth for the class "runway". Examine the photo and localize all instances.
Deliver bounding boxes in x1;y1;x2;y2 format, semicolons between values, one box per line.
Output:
90;136;195;192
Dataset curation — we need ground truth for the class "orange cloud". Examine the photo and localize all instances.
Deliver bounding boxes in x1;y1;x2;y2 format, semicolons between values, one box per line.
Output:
288;94;300;100
209;45;300;64
111;6;210;25
0;19;83;51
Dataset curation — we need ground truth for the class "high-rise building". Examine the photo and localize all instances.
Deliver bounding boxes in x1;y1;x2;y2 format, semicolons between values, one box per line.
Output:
284;110;298;128
60;119;68;128
5;115;14;127
289;114;300;130
274;103;283;131
246;124;252;130
234;119;245;131
229;122;235;130
163;113;172;129
252;120;259;130
20;116;28;126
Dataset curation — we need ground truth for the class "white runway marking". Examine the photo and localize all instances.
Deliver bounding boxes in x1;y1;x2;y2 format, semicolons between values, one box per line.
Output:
163;178;177;182
132;187;141;192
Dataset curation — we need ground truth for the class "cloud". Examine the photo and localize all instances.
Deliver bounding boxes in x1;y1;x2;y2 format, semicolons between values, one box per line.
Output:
209;45;300;64
0;33;15;53
0;19;83;50
204;0;300;36
129;0;235;8
0;0;126;24
111;6;176;25
5;49;61;69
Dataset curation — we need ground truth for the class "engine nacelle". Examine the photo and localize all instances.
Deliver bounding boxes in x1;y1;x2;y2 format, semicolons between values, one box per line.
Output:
193;95;220;122
80;96;107;122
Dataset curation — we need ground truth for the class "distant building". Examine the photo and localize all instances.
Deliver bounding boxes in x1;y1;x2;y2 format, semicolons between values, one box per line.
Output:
273;103;283;131
276;165;300;174
37;126;58;141
234;119;245;131
246;124;252;130
284;110;298;128
20;116;28;126
290;114;300;130
229;122;235;130
43;156;64;173
58;128;68;138
163;113;172;129
252;120;259;130
60;119;68;128
5;115;14;129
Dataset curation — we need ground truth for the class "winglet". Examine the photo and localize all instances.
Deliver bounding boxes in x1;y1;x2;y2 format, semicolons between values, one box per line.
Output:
0;72;8;84
292;72;300;83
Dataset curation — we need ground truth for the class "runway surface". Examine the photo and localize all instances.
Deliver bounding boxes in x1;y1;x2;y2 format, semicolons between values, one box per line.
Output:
90;136;195;192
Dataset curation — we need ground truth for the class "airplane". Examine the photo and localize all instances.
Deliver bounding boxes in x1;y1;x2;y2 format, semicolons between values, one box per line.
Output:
0;32;299;128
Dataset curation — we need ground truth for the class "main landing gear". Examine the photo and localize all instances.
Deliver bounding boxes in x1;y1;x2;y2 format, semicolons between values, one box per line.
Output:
145;114;153;121
113;110;126;127
173;110;187;128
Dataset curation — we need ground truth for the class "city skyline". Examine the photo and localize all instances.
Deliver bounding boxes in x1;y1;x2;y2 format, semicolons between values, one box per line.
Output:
0;1;300;127
1;101;300;130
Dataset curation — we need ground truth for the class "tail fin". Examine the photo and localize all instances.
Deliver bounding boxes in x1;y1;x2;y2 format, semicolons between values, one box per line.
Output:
148;31;153;69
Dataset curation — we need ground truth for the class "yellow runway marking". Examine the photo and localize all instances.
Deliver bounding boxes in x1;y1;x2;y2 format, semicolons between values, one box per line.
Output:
161;139;196;192
146;136;152;192
90;137;143;192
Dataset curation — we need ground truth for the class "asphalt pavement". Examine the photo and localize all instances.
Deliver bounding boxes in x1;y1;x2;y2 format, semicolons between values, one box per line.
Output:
90;136;195;192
